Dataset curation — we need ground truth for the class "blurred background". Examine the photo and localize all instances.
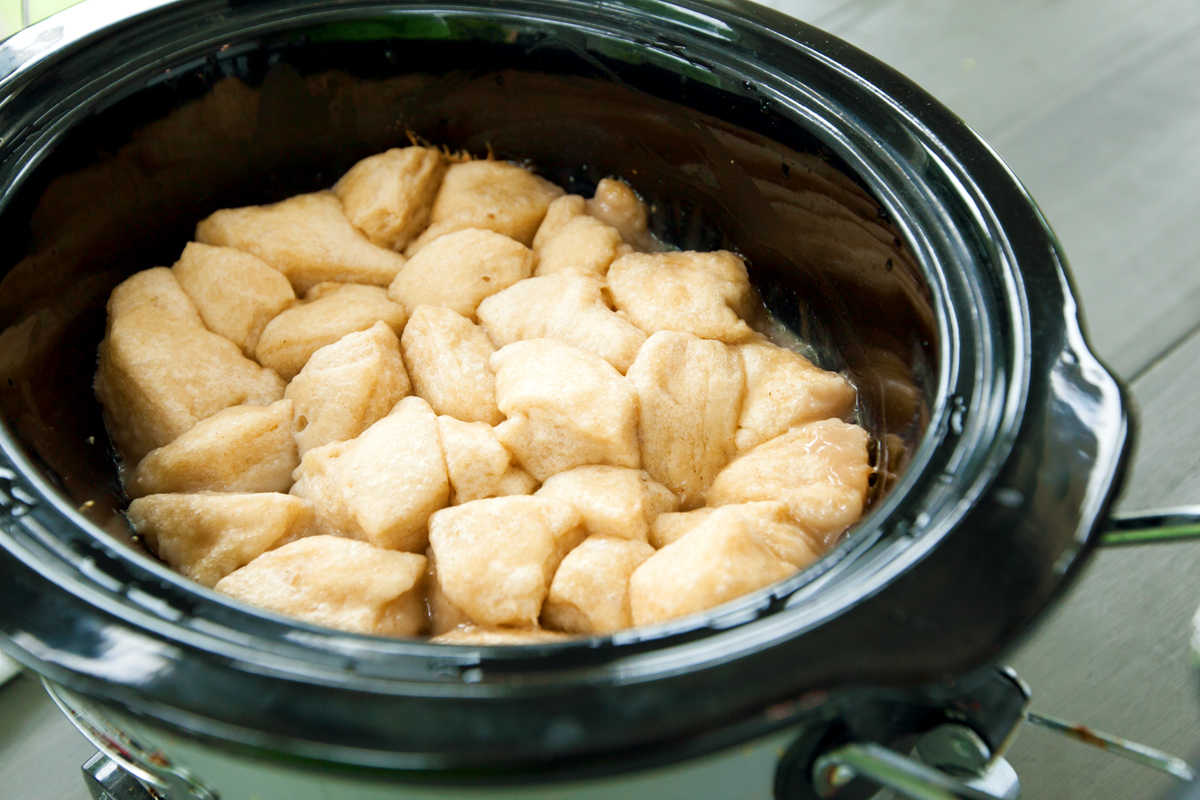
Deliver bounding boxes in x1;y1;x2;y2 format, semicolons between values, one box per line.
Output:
3;1;1200;799
0;0;74;35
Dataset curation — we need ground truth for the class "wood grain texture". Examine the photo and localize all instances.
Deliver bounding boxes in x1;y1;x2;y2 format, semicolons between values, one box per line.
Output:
772;0;1200;379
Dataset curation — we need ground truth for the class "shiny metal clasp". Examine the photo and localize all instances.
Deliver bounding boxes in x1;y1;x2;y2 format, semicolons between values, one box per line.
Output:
44;679;218;800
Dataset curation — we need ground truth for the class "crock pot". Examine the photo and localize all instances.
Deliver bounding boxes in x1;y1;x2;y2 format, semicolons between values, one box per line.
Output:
0;0;1138;798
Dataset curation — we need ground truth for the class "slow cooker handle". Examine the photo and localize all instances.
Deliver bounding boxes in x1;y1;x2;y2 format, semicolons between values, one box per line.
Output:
42;679;217;800
1100;506;1200;547
811;742;1010;800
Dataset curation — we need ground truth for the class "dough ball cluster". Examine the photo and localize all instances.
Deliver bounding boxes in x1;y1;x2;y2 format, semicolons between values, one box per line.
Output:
95;147;872;643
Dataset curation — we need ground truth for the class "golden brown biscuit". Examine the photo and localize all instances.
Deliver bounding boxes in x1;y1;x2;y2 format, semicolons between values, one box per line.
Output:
401;306;502;425
427;496;585;628
476;273;646;374
95;268;286;464
290;396;449;552
626;331;745;507
532;194;587;250
437;416;537;505
215;535;427;636
586;178;654;252
735;337;855;451
533;215;630;278
389;228;533;319
535;466;678;542
708;418;872;544
542;536;655;634
629;508;796;626
333;146;446;251
648;502;821;568
130;492;315;588
648;508;716;549
491;339;640;481
607;250;756;342
196;192;406;293
126;400;298;497
255;283;406;380
405;160;564;253
285;321;411;455
171;241;295;356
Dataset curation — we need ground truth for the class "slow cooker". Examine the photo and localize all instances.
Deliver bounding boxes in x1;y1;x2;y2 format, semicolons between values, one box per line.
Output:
0;0;1165;797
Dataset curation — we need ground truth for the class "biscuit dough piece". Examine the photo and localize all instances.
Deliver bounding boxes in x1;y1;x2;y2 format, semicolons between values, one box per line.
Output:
428;496;585;628
608;251;755;343
215;535;427;637
196;192;407;293
290;396;449;552
425;548;473;635
255;283;407;380
437;416;537;505
389;228;533;319
629;508;797;626
532;194;587;250
708;418;872;543
429;626;570;645
405;160;564;253
127;400;298;498
129;492;315;588
736;337;856;451
586;178;655;252
285;321;411;455
535;466;678;542
648;502;821;568
476;273;646;373
542;536;655;635
729;501;823;568
401;306;502;425
491;339;640;481
626;331;745;507
95;268;287;464
534;215;630;278
171;242;295;356
648;508;715;549
333;146;447;251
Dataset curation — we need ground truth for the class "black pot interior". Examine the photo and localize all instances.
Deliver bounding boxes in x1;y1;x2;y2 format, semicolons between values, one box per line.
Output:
0;16;934;610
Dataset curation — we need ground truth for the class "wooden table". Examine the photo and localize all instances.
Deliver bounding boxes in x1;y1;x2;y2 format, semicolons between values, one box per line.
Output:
3;1;1200;797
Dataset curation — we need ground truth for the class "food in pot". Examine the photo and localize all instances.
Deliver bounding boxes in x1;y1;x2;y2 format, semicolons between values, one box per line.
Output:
196;192;408;293
215;535;428;637
95;268;287;465
94;146;872;642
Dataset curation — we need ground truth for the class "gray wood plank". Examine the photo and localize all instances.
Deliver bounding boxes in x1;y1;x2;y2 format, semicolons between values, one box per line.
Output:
771;0;1200;379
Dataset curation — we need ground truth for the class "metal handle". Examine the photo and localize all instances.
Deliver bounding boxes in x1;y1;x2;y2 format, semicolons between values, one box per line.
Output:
42;679;219;800
1025;711;1195;781
1099;506;1200;547
82;752;158;800
812;742;1007;800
